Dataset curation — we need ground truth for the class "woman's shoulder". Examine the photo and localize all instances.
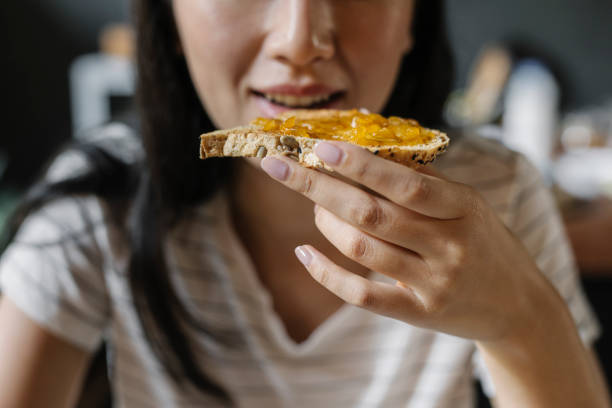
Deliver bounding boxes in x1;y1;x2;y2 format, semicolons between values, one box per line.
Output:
12;122;142;254
437;132;522;176
436;132;540;188
47;122;143;183
436;133;539;222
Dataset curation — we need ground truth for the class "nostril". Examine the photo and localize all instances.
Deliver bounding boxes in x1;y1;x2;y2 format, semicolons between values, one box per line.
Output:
271;34;335;67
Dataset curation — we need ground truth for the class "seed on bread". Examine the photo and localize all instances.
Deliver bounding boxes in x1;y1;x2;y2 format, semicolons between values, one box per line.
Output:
280;135;299;150
281;151;299;161
256;146;267;158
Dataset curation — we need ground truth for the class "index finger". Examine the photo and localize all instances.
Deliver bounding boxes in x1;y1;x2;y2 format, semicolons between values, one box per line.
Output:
313;141;472;219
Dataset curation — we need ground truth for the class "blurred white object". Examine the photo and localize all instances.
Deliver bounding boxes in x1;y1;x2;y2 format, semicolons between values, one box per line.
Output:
475;124;504;141
561;103;612;150
503;60;560;183
70;54;135;138
561;114;598;150
70;24;136;139
553;148;612;199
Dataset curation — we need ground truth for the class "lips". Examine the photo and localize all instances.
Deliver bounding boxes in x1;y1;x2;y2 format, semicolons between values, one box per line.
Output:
259;93;336;107
251;84;346;117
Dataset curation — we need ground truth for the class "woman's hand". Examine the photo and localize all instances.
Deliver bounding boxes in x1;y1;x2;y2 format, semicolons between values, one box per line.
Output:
260;140;551;342
261;141;611;407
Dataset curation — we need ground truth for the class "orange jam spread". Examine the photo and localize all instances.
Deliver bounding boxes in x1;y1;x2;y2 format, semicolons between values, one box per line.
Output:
251;109;434;147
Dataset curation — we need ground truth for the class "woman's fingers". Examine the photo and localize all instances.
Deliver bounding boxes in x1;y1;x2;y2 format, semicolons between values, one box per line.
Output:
313;205;432;289
313;141;475;220
261;155;440;255
295;244;424;321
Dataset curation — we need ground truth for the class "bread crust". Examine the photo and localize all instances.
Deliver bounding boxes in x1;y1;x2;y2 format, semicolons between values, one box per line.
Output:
199;110;449;170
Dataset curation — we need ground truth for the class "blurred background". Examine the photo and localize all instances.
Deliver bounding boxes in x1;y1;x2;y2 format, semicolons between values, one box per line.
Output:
1;0;612;406
3;0;612;186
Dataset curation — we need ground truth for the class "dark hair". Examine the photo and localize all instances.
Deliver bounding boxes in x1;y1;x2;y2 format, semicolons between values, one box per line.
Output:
2;0;453;401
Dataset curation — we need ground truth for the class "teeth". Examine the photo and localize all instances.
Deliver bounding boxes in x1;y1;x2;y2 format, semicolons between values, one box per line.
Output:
263;93;333;107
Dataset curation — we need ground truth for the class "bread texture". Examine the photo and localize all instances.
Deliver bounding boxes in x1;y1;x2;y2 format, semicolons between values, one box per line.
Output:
200;109;449;171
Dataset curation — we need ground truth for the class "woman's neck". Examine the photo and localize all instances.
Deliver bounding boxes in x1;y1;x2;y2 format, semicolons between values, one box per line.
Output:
228;158;372;272
228;158;371;281
227;159;372;343
228;158;319;245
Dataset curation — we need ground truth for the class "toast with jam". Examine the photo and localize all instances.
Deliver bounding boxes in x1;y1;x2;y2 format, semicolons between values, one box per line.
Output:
200;109;449;170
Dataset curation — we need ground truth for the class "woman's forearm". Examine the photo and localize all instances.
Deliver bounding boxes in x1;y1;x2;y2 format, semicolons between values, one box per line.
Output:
0;297;90;408
477;283;610;408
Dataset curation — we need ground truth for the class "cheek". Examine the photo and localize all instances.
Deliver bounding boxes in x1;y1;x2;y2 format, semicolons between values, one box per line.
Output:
337;6;413;112
173;1;263;128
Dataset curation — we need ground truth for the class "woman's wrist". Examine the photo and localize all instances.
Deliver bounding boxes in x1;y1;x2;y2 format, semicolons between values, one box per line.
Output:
477;282;568;361
486;270;567;346
475;279;606;407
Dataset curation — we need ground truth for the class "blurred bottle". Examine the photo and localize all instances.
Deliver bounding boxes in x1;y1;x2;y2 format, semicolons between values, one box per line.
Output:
502;60;560;183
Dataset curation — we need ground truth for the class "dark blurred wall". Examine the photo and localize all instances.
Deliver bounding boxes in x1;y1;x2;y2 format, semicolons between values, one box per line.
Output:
447;0;612;110
2;1;612;189
1;0;129;188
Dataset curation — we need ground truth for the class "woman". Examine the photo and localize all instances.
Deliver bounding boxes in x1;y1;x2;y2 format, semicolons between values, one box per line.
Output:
0;0;609;407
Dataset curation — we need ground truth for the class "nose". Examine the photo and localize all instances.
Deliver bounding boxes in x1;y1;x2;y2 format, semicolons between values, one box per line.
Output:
265;0;335;67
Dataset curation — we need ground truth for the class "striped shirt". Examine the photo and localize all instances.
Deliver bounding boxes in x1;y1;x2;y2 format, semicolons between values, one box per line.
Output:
0;124;600;407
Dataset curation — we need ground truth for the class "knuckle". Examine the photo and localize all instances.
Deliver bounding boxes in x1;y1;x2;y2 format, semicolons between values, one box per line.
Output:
297;173;314;196
401;176;431;206
424;287;451;315
353;160;370;180
315;267;332;287
463;185;485;217
350;198;384;227
463;184;478;197
346;233;369;260
471;197;487;221
437;271;458;294
350;283;377;308
424;249;465;315
445;241;467;270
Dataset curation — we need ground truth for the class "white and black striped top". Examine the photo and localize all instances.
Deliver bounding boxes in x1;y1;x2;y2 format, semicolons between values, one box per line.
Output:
0;124;600;407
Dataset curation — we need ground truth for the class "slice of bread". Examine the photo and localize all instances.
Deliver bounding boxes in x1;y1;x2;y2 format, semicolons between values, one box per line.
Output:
200;109;449;170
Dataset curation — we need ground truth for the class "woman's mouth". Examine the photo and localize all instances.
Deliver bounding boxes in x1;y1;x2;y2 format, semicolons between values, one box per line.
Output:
251;85;346;117
252;90;345;109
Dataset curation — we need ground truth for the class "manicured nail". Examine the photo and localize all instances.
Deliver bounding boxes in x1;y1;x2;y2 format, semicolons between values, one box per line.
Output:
315;142;344;165
261;157;289;181
295;245;313;267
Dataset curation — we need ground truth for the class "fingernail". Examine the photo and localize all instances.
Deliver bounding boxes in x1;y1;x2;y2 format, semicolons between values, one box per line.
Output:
261;157;289;181
315;142;344;165
295;245;313;267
